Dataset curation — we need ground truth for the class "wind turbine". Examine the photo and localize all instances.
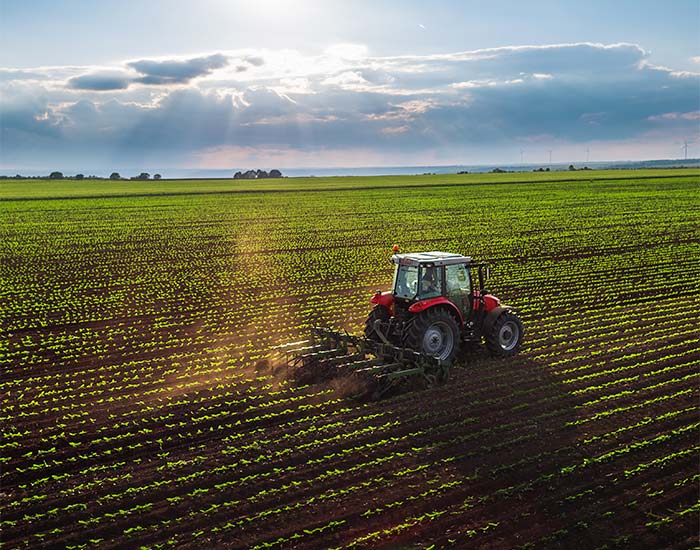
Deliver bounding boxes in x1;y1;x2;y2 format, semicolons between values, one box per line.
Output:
681;138;698;160
548;149;553;165
520;149;524;164
586;148;590;163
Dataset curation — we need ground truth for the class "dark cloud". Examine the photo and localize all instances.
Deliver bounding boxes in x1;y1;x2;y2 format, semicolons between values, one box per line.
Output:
118;88;237;152
465;42;646;77
128;53;229;84
0;83;62;167
68;71;132;91
233;55;265;73
65;53;230;91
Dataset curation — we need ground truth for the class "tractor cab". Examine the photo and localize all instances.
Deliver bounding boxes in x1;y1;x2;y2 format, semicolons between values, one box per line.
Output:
390;251;491;321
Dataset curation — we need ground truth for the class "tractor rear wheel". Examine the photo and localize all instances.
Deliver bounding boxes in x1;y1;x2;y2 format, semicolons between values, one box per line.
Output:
404;308;460;362
485;310;523;357
364;305;391;342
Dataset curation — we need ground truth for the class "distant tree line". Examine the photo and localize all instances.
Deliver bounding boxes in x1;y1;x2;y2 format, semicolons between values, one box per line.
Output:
2;170;289;180
233;169;283;179
0;172;162;180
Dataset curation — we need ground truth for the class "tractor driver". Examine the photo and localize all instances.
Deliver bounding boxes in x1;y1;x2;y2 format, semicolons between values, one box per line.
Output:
420;266;440;297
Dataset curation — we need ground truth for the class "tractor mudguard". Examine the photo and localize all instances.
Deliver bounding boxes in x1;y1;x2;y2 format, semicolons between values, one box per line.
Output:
483;305;512;333
473;292;501;312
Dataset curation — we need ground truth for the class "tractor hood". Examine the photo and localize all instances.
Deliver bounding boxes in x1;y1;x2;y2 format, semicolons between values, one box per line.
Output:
371;290;394;310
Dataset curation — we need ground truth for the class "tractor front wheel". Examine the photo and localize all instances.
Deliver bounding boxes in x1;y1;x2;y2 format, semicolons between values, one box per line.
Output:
485;310;523;357
404;308;460;362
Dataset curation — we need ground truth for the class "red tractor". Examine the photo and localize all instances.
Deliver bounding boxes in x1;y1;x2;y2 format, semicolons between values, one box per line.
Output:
278;248;523;398
364;249;523;362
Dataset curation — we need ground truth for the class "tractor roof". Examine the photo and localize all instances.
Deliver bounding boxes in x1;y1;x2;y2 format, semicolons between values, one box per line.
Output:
391;251;473;267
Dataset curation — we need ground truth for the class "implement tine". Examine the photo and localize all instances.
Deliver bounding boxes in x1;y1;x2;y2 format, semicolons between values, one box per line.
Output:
271;339;311;351
355;362;400;375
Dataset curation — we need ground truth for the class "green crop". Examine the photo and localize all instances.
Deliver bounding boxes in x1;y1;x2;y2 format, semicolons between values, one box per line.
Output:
2;169;698;549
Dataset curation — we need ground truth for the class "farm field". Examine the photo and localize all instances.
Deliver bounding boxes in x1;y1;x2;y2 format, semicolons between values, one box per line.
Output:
1;169;699;549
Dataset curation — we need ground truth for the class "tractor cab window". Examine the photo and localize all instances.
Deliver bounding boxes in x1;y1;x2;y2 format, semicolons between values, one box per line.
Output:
446;264;471;317
394;264;419;299
418;265;442;299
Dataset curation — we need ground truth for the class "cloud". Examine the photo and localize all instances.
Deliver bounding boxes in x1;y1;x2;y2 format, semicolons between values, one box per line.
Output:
242;55;265;67
381;125;410;135
0;68;50;81
363;42;647;93
2;42;699;170
0;82;59;134
68;71;132;91
66;53;231;91
321;71;372;90
648;111;700;122
128;53;229;85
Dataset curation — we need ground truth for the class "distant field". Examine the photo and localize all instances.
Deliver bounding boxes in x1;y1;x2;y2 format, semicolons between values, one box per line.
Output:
2;169;699;549
1;167;698;199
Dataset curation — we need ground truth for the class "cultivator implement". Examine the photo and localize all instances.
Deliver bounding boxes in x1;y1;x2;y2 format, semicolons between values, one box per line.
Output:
273;327;452;399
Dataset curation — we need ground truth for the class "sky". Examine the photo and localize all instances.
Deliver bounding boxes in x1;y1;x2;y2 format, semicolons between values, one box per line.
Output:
1;0;699;174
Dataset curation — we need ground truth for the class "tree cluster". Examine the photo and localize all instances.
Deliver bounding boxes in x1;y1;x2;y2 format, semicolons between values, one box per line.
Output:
128;172;161;181
233;169;283;180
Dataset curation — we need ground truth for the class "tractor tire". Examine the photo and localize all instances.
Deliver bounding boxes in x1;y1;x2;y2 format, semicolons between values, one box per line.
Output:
403;308;460;362
364;305;391;342
485;310;523;357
